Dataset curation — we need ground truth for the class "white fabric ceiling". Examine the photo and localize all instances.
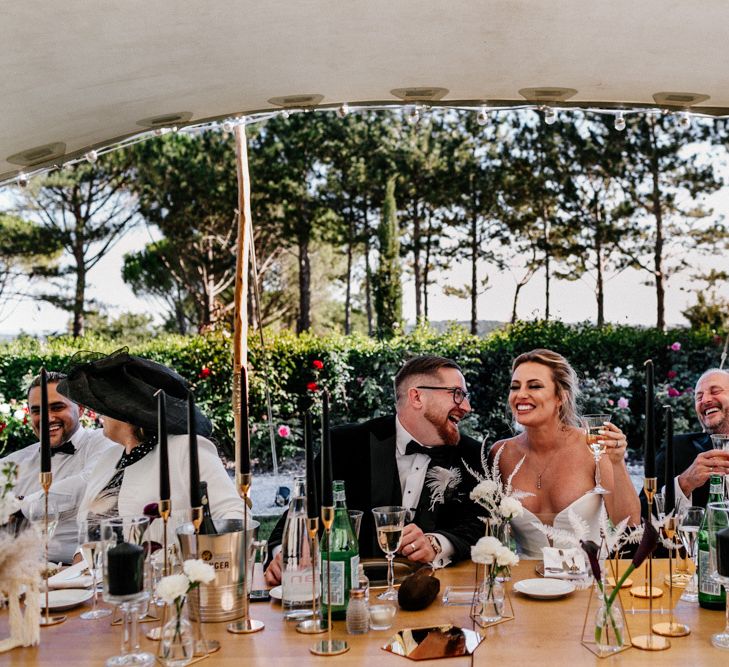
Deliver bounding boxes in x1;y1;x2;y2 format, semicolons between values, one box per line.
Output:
2;0;728;182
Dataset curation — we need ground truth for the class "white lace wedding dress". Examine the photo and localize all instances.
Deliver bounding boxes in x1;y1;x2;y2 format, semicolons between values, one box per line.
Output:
509;492;604;559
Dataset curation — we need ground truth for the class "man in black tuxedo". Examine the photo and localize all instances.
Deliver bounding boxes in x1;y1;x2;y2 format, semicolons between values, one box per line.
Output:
656;368;729;509
264;355;485;585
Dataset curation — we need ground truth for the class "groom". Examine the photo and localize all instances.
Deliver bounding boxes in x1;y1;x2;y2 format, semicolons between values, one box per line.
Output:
264;355;485;585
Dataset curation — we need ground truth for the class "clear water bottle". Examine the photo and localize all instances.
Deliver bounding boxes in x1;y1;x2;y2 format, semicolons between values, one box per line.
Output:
357;563;370;602
282;476;318;619
346;588;369;634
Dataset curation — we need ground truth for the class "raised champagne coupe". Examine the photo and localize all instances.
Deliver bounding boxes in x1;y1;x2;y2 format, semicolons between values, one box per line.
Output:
677;506;704;602
78;519;112;619
583;414;611;495
371;506;407;601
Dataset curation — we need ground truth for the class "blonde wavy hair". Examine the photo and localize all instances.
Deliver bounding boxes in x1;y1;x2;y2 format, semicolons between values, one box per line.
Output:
511;348;581;428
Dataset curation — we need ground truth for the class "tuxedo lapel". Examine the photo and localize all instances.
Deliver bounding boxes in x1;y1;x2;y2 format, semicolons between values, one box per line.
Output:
369;431;400;508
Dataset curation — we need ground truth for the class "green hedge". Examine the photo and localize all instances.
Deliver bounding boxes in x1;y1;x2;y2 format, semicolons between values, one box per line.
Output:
0;322;724;464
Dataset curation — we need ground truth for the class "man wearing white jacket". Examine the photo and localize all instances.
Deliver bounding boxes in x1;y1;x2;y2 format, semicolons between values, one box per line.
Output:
0;372;116;562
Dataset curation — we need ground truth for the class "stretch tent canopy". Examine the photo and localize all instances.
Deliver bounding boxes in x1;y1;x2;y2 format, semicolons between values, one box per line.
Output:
2;0;729;182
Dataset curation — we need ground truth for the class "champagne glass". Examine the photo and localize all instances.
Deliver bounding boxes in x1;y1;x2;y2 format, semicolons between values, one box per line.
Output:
78;519;112;619
371;506;407;601
711;435;729;496
27;496;59;543
582;414;611;495
677;506;704;602
101;516;153;667
707;501;729;649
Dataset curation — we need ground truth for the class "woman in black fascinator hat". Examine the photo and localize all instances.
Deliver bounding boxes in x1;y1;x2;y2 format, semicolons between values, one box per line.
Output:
58;350;245;528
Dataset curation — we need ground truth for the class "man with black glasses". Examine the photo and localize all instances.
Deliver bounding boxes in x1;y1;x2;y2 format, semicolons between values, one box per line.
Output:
265;355;485;585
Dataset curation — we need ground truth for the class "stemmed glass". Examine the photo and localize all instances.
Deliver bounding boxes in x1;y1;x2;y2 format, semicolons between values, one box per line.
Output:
27;496;59;543
101;516;153;667
707;501;729;649
78;519;112;620
711;435;729;496
677;506;704;602
371;506;407;601
583;414;611;495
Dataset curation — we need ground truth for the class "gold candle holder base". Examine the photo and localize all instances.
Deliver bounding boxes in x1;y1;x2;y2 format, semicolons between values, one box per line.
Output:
310;639;350;656
629;585;663;599
39;614;66;627
652;621;690;637
632;634;671;650
226;619;265;634
296;618;327;634
606;576;633;588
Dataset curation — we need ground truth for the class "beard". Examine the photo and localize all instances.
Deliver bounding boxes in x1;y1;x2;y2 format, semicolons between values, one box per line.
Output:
423;407;462;446
703;412;729;435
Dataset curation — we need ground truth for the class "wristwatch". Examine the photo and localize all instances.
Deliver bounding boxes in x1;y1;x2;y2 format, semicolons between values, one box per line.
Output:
426;534;443;557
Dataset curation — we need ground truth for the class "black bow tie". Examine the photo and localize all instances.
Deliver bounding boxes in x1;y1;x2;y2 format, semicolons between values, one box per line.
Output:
405;440;454;467
51;441;76;457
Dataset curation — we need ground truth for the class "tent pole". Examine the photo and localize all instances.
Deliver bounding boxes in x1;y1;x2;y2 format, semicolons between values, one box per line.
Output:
233;124;251;486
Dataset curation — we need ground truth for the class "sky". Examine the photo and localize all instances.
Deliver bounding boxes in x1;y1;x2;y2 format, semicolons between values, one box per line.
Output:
0;220;725;338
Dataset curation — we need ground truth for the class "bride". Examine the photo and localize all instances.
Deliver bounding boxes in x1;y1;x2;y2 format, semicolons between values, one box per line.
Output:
492;349;641;558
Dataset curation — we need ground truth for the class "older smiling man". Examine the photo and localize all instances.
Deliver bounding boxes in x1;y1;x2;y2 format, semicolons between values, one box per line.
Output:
0;371;116;562
656;368;729;510
264;355;486;586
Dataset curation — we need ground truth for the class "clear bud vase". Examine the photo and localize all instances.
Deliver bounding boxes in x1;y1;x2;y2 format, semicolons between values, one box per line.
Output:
160;597;194;667
593;599;626;657
476;566;504;624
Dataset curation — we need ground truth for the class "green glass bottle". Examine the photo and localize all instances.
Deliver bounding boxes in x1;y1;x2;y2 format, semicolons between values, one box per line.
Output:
698;474;726;610
320;480;359;620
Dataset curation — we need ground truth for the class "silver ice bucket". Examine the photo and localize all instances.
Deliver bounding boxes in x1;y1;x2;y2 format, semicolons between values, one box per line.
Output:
177;518;259;622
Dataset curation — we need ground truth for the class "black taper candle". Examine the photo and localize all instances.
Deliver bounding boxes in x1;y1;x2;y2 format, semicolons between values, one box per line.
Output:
304;411;319;519
157;390;170;502
664;405;675;515
644;360;656;478
239;365;251;475
39;367;51;473
188;391;202;508
321;391;333;507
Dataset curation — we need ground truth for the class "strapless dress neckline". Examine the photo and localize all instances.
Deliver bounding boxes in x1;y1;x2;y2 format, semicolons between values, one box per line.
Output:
510;492;604;559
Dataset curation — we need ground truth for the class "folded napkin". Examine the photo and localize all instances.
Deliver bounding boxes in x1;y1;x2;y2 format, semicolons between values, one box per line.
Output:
47;561;92;589
542;547;587;579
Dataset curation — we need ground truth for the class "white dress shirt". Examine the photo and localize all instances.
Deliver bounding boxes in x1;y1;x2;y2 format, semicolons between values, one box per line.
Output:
1;426;117;563
395;417;454;568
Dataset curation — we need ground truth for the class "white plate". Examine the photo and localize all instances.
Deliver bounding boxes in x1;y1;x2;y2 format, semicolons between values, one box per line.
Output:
269;586;282;601
514;578;576;599
37;588;94;611
48;561;88;586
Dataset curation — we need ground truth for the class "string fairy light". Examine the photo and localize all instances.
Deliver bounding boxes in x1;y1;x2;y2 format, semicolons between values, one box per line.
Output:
1;101;722;189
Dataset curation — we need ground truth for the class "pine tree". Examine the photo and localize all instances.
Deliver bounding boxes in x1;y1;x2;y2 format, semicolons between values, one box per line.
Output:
373;176;402;337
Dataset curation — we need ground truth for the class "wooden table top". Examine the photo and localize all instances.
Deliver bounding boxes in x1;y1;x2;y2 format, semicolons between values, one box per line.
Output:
2;559;727;665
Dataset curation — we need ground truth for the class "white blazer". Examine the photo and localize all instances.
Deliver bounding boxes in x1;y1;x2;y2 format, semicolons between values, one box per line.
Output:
78;434;246;541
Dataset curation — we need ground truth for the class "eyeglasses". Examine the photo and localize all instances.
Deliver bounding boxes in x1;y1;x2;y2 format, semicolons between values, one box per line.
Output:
415;386;470;406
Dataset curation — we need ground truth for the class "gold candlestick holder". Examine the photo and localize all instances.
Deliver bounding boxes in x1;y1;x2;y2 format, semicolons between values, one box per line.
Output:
227;473;265;634
310;506;349;656
38;472;66;627
297;517;326;634
188;506;221;659
632;479;670;651
147;498;172;642
653;516;690;637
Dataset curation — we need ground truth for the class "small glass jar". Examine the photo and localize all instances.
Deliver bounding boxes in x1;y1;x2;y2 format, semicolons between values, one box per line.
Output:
346;588;369;635
368;603;396;630
357;564;370;602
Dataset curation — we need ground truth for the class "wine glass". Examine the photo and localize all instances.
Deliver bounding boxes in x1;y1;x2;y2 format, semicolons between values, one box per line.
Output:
582;414;611;495
101;516;153;667
677;506;704;602
371;506;407;601
711;435;729;496
78;519;112;620
27;496;59;544
707;501;729;649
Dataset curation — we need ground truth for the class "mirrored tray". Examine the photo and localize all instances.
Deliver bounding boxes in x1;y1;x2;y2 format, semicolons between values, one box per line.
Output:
362;559;419;588
383;624;483;660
